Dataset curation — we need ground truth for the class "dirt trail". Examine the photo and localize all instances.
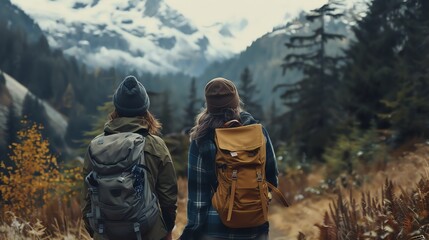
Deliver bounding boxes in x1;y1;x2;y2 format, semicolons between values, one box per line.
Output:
173;144;429;240
268;196;335;240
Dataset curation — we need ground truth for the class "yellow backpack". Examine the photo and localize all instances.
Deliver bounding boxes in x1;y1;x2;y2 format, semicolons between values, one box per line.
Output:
212;121;289;228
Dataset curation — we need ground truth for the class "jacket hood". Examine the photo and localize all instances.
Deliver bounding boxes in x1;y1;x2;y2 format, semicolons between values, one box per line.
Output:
104;117;149;134
240;111;258;125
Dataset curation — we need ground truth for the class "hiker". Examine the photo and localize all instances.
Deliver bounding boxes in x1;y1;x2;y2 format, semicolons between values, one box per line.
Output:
81;76;178;240
180;77;288;240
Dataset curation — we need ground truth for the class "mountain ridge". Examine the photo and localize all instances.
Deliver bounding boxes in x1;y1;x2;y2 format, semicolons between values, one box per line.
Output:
9;0;241;75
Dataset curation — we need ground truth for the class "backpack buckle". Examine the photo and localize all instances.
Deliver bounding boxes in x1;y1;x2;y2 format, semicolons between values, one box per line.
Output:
117;172;126;183
257;172;262;182
89;188;98;195
134;222;140;233
231;170;238;180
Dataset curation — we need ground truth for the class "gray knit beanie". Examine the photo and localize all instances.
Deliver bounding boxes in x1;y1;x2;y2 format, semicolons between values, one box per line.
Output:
113;75;150;117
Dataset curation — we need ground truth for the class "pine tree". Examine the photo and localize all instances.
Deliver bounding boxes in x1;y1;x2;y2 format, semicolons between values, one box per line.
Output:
22;93;47;126
0;71;5;85
183;77;199;129
29;58;54;100
381;0;429;140
6;104;19;148
341;0;403;130
277;2;345;160
239;67;263;121
161;90;173;134
267;100;280;143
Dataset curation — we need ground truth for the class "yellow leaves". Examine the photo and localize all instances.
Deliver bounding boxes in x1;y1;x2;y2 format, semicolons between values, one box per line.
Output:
0;122;82;220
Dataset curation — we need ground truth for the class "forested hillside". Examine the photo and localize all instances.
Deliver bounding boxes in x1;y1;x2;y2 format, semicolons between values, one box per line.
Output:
197;10;351;110
0;0;43;43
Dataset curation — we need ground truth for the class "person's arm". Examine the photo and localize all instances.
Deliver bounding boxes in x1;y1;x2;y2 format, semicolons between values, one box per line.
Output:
180;140;213;240
81;149;94;237
263;127;279;187
155;142;178;233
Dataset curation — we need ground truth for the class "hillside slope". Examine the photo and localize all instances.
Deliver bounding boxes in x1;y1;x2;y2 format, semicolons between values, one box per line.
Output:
0;71;69;154
0;0;43;43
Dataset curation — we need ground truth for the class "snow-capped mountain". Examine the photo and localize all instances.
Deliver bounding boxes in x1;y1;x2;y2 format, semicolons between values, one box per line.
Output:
9;0;239;75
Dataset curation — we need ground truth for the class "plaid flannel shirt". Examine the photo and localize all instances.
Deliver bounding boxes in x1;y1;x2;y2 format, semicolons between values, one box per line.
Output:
180;118;279;240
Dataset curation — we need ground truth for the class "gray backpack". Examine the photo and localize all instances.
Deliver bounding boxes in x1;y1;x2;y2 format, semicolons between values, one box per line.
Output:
85;132;159;240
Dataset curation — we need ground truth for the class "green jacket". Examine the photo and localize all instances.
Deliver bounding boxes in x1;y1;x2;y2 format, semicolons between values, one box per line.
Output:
81;117;178;240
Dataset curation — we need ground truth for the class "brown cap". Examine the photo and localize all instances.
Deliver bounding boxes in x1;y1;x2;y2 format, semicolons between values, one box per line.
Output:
205;77;240;114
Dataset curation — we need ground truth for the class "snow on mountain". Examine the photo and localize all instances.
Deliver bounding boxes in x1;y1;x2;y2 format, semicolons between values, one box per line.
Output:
1;72;68;138
0;70;70;154
9;0;239;75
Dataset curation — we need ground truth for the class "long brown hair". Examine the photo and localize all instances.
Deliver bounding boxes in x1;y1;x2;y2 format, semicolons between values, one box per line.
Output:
110;110;162;135
189;106;242;141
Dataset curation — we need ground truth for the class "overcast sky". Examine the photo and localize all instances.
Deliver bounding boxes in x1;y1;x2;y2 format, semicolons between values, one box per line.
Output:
166;0;360;49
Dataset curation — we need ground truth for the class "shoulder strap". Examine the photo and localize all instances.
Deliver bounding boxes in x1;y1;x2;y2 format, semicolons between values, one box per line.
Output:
137;136;146;164
267;182;290;207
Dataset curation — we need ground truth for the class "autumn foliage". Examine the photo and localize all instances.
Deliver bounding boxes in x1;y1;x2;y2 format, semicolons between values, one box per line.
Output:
0;121;82;220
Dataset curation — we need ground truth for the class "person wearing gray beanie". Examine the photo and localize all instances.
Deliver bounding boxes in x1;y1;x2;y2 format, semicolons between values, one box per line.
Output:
113;75;150;117
82;75;177;240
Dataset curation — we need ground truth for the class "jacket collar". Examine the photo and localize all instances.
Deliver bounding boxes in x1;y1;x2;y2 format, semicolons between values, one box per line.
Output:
104;117;149;135
240;111;258;125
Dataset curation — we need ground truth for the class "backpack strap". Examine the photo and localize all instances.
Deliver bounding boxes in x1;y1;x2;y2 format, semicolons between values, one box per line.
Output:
226;169;238;221
134;222;142;240
257;170;268;221
267;182;290;207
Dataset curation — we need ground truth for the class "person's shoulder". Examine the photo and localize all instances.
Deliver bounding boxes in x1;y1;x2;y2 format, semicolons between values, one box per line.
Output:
240;111;259;125
146;134;166;144
143;134;171;161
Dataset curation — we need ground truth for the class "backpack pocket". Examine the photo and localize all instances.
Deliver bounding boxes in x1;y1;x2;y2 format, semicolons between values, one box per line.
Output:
97;173;136;206
102;220;154;239
223;208;268;228
212;172;230;213
235;185;268;210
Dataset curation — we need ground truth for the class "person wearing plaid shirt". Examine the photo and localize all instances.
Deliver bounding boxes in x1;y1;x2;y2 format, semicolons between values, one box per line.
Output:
180;78;280;240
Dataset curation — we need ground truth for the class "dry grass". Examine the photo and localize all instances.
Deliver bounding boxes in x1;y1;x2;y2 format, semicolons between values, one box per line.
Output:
173;177;188;239
0;199;91;240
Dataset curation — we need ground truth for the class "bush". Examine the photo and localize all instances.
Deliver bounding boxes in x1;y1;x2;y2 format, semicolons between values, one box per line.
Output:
323;125;388;182
301;178;429;240
0;121;82;219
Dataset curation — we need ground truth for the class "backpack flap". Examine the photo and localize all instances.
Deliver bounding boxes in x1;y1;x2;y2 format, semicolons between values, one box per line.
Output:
89;132;144;175
215;124;264;166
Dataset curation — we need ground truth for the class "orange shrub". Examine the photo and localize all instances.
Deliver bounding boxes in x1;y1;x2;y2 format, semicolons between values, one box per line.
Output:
0;121;82;220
